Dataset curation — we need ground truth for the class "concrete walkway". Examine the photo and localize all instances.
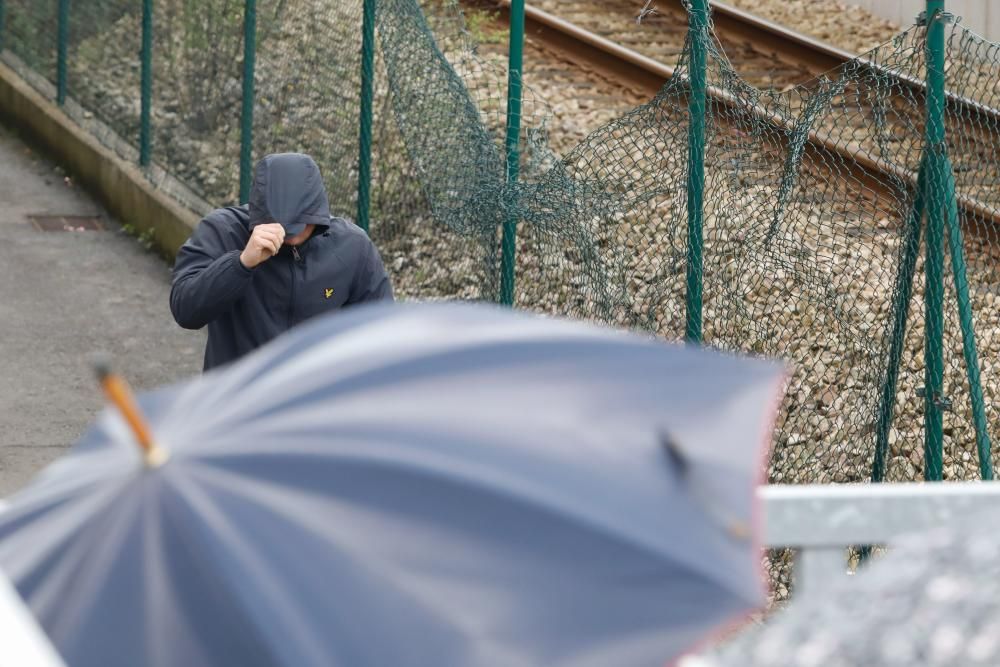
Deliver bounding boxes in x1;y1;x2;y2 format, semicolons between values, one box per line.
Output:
0;121;204;496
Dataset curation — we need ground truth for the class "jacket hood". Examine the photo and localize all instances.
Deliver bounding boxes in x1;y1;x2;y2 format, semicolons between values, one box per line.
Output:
248;153;331;234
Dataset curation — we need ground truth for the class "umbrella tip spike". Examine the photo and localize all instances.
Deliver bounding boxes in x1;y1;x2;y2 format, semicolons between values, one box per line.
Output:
92;352;113;381
92;356;165;463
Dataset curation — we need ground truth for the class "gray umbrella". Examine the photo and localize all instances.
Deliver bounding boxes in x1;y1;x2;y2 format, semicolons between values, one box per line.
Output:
0;303;784;667
701;515;1000;667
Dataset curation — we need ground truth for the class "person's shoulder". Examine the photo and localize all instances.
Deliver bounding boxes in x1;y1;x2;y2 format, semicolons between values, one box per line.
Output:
193;205;250;245
200;205;250;232
325;216;367;237
324;217;375;248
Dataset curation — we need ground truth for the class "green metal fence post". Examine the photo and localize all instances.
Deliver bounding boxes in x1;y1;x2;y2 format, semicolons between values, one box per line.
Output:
356;0;375;234
684;0;708;343
56;0;69;106
139;0;153;167
499;0;525;306
239;0;257;204
872;163;925;483
923;0;946;481
944;166;994;479
0;0;7;53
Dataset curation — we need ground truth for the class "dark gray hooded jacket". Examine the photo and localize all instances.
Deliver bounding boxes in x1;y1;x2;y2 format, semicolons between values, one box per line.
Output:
170;153;394;371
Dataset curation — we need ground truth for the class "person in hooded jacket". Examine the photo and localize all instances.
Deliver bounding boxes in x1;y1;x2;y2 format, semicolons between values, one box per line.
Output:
170;153;394;371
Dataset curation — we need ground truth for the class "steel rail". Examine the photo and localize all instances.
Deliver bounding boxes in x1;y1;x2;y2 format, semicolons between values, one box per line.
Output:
482;0;1000;226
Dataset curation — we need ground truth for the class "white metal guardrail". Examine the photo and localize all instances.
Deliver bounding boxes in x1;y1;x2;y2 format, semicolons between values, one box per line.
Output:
761;481;1000;598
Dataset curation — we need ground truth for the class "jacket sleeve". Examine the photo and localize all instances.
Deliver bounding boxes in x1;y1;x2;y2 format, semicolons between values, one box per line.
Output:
348;239;394;304
170;216;256;329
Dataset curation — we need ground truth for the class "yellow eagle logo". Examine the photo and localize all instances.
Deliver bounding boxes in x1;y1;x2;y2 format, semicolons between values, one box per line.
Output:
324;288;334;299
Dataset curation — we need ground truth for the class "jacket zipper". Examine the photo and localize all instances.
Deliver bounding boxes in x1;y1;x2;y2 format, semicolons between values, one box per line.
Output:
289;246;303;325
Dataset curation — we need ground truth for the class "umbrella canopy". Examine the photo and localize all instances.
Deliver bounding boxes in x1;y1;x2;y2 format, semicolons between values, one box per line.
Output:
702;514;1000;666
0;303;784;667
0;565;65;667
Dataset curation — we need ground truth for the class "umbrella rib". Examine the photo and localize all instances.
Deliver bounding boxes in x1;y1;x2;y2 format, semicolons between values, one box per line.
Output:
162;473;329;666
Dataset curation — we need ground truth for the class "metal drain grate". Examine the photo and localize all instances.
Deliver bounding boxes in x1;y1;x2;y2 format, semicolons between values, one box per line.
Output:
28;215;104;232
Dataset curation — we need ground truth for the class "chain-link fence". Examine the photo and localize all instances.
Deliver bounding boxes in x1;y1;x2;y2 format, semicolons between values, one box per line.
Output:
373;2;999;487
0;0;996;493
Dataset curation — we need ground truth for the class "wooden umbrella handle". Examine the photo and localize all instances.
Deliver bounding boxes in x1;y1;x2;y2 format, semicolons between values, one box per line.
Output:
94;360;168;467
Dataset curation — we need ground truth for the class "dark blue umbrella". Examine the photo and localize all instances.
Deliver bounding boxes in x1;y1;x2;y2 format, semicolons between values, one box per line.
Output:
0;303;784;667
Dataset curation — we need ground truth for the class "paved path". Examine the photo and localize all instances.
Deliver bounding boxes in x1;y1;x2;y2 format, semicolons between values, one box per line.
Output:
0;122;204;496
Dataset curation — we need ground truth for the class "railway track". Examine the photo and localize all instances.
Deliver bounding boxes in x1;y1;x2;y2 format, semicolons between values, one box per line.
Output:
468;0;1000;232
